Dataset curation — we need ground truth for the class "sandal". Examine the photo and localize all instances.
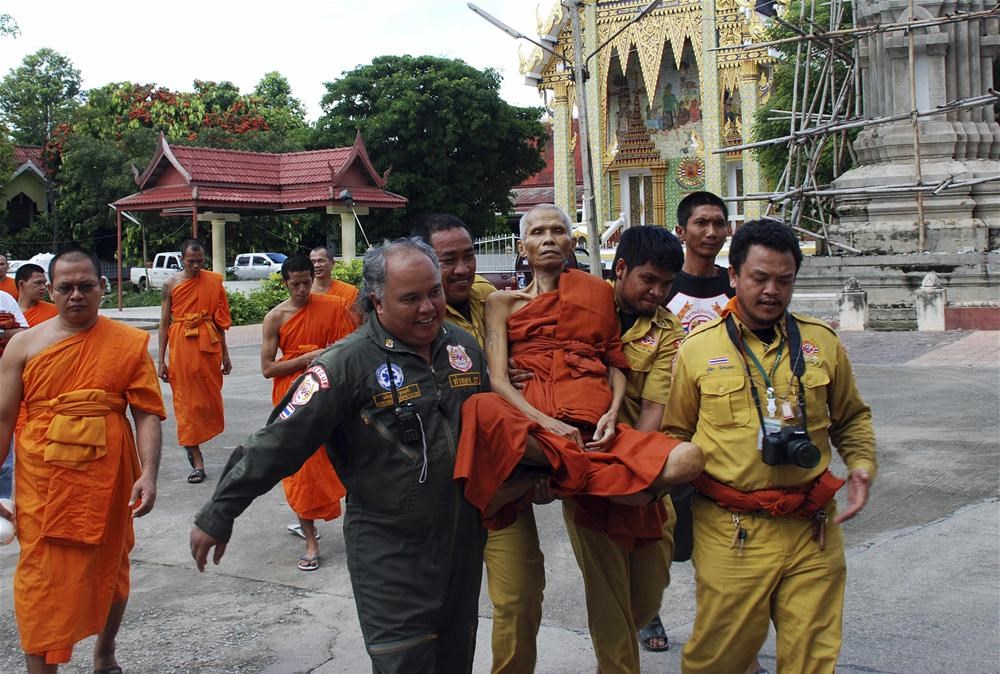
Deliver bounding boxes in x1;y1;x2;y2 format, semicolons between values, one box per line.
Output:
287;524;320;541
638;614;669;652
187;468;206;484
297;555;320;572
94;667;123;674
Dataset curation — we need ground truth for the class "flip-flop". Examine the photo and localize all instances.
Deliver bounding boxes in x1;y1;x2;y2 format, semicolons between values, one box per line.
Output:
94;666;123;674
187;468;206;484
638;614;669;652
286;524;320;541
297;555;320;572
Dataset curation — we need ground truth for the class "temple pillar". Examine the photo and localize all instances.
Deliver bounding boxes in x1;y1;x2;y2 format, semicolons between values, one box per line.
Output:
738;59;766;220
197;212;240;274
552;83;577;218
651;166;667;226
701;4;725;198
327;205;370;261
584;0;609;225
832;0;1000;253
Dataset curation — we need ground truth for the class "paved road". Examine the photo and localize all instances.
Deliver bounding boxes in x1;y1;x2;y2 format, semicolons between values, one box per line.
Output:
1;330;997;673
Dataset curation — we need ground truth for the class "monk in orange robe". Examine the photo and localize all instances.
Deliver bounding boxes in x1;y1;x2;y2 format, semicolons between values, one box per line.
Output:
310;245;360;326
0;250;164;674
0;253;19;299
261;255;351;570
16;263;58;326
455;204;704;549
158;239;232;484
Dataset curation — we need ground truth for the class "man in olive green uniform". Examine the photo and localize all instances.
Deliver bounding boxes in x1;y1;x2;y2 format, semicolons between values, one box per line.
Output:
414;214;544;674
666;219;876;674
562;226;686;673
191;238;489;674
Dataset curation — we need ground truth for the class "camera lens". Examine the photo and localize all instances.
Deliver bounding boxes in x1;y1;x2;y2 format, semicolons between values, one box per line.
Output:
788;437;821;469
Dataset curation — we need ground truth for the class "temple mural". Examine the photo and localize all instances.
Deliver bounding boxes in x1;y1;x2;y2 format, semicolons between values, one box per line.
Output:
520;0;779;229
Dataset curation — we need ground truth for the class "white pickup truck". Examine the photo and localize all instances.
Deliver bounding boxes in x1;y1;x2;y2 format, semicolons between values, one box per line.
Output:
130;252;182;290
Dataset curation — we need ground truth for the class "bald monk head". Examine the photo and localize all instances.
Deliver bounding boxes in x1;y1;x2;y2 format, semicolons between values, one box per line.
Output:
15;263;48;308
517;204;574;274
280;255;315;309
309;245;334;282
180;238;207;279
48;250;106;330
361;238;444;359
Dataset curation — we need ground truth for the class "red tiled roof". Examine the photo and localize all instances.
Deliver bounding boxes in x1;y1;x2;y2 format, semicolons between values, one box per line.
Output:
517;120;583;189
115;132;404;211
13;145;43;167
114;184;406;209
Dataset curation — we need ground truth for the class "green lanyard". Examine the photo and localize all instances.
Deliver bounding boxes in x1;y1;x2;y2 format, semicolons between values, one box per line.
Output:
741;337;784;417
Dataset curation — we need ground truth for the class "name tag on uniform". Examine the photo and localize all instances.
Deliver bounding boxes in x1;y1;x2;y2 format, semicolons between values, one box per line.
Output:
449;372;481;388
372;383;421;408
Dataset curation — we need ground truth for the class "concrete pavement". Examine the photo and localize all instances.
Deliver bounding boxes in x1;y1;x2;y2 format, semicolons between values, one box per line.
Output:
0;328;997;673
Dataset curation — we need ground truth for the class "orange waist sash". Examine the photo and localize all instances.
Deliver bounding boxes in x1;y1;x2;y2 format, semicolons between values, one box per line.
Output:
693;470;845;519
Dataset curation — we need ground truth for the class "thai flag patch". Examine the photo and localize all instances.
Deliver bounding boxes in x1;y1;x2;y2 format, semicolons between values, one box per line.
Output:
708;357;730;366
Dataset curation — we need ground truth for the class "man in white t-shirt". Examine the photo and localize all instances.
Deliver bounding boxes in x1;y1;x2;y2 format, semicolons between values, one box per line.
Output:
0;289;28;499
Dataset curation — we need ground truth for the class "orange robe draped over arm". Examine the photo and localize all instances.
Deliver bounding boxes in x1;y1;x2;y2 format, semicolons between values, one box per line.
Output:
166;271;231;446
14;317;166;664
273;294;349;521
325;279;361;327
454;269;679;549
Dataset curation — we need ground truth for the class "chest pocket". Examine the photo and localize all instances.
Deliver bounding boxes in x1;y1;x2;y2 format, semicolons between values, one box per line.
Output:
800;369;831;424
702;376;752;428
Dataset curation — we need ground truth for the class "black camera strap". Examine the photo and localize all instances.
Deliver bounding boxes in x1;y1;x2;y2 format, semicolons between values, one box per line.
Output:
725;312;809;431
385;352;403;408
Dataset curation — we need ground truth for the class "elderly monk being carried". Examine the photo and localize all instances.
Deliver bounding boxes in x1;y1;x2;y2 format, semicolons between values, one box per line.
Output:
260;254;353;571
158;238;232;484
455;204;704;551
0;250;165;674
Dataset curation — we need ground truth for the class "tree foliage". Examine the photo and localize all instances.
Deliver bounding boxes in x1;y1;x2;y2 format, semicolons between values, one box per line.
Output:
313;55;546;240
0;48;82;145
750;1;858;195
0;13;19;39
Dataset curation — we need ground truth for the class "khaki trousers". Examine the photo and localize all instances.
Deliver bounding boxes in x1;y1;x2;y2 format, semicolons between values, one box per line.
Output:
483;507;545;674
682;497;846;674
563;497;675;674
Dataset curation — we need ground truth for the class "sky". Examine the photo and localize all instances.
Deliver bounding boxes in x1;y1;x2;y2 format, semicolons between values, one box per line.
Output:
0;0;555;122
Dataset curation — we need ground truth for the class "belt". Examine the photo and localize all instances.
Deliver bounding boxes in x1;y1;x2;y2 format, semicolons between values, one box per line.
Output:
28;388;127;469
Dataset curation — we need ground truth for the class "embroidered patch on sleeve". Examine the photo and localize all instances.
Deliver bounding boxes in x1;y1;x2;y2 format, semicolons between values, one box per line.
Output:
449;372;481;388
305;365;330;389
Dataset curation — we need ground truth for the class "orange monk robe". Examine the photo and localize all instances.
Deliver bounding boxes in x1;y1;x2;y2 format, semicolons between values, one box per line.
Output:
167;271;231;446
455;268;680;550
24;301;58;326
14;317;165;664
324;279;361;327
273;294;350;520
0;275;18;299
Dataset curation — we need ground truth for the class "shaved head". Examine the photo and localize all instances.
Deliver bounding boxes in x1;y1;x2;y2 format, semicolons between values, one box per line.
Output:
49;250;101;281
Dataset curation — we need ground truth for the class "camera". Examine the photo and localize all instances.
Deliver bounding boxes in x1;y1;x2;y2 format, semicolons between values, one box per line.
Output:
394;403;423;445
761;426;820;468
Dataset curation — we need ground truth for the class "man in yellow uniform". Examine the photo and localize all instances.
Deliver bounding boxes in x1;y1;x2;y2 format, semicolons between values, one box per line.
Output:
561;226;686;673
414;213;543;674
666;219;876;674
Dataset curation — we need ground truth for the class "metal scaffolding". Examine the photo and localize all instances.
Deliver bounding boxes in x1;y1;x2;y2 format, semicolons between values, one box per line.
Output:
713;1;1000;253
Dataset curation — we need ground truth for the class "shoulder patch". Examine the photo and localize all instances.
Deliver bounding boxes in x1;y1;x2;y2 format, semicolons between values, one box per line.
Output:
685;316;725;341
305;365;330;389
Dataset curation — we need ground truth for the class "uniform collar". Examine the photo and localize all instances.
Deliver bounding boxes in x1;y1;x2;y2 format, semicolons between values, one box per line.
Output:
365;314;450;357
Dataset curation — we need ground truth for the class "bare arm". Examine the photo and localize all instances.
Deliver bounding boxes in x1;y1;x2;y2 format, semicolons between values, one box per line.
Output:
259;311;322;379
634;400;666;434
0;334;26;521
586;366;627;450
219;327;232;375
157;278;175;381
129;408;162;517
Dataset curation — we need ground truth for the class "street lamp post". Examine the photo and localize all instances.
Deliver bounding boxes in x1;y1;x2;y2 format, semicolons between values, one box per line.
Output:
468;0;662;278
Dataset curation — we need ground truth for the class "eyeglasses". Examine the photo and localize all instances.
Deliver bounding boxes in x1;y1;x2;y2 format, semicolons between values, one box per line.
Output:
52;282;100;295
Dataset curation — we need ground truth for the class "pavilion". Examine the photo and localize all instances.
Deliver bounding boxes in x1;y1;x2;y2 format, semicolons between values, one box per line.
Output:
112;131;406;304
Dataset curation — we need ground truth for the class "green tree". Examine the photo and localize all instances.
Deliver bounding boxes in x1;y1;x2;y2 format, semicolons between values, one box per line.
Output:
751;1;857;206
1;13;18;38
312;55;546;240
0;48;82;145
252;71;310;151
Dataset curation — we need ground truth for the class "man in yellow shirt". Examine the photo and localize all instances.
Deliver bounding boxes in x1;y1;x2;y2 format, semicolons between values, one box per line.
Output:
562;225;686;673
414;213;543;674
666;219;876;674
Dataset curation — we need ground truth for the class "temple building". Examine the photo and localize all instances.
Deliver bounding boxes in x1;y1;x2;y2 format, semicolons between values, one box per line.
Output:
518;0;781;229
